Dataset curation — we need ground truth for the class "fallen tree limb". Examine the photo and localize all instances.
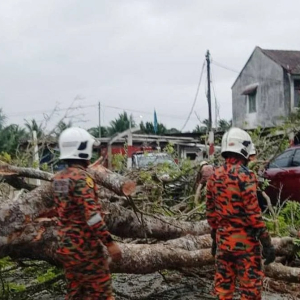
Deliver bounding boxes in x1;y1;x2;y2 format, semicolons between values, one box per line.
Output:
0;161;53;181
0;161;136;197
265;262;300;283
102;200;211;239
161;235;296;257
4;228;300;284
88;163;136;196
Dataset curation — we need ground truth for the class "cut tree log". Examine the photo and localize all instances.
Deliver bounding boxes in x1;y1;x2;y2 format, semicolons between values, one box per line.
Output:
0;161;136;197
102;200;211;239
2;160;300;284
0;162;53;181
161;234;297;257
264;262;300;283
3;225;300;283
88;163;136;196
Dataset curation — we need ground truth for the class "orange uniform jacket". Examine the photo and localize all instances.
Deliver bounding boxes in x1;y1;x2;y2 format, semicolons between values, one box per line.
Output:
206;158;268;253
53;166;113;260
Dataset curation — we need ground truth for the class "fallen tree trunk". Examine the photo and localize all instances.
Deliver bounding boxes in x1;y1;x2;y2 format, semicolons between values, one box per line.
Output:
161;234;296;257
0;162;53;181
2;161;300;284
102;200;211;239
0;161;136;197
88;163;136;196
3;226;300;283
265;262;300;283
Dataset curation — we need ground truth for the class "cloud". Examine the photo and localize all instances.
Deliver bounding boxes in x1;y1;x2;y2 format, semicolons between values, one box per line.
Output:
0;0;300;132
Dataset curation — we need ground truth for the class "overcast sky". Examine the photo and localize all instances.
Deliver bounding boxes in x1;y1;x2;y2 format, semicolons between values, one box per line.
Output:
1;0;300;133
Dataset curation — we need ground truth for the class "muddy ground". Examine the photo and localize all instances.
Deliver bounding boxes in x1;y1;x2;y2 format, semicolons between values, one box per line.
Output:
26;272;297;300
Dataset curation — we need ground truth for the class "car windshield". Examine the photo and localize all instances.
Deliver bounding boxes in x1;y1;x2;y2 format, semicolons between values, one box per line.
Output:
137;154;176;168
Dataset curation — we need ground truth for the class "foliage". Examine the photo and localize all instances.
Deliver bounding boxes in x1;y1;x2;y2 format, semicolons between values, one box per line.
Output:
193;124;207;134
88;126;109;138
0;124;27;157
0;152;12;164
249;126;290;162
24;119;44;139
109;111;136;135
54;120;73;137
0;108;7;130
265;201;300;236
0;258;64;299
36;266;62;283
112;153;127;173
140;121;167;135
217;119;232;131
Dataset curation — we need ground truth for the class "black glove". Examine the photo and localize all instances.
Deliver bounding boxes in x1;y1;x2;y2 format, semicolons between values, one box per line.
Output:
247;228;276;265
262;244;275;265
211;229;217;257
260;234;276;265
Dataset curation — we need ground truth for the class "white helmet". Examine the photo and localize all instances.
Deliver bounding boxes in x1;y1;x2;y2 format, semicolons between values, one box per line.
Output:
249;143;256;156
58;127;100;160
221;127;252;159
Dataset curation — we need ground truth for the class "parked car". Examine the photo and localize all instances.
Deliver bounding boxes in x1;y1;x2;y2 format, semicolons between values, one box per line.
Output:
263;145;300;203
132;151;177;170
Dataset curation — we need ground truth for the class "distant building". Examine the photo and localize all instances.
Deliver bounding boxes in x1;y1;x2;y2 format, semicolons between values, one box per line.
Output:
232;46;300;129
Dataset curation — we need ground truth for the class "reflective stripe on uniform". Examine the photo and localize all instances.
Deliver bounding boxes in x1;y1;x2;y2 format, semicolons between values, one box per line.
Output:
87;213;102;226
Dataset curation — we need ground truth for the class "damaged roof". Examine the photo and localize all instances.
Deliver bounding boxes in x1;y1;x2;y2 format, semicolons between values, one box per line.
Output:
260;48;300;74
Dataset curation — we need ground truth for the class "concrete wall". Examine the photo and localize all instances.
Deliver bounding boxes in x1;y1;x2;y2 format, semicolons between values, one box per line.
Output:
232;47;288;129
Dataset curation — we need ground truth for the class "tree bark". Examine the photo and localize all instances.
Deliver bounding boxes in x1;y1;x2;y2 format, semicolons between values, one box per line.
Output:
102;200;211;239
3;226;300;284
0;161;53;181
264;262;300;283
88;164;136;196
160;234;296;257
0;161;136;197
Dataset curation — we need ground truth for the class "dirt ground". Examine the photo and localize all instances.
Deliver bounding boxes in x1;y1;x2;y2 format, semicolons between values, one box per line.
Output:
30;272;297;300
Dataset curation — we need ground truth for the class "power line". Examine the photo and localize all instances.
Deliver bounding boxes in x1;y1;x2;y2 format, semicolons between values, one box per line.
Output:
6;102;199;122
211;59;282;83
180;60;206;131
211;60;240;73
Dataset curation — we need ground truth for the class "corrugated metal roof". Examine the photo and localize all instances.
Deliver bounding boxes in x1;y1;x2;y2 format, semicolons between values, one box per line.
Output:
260;48;300;74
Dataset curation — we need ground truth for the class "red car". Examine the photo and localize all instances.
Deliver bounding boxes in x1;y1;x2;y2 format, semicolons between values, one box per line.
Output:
263;145;300;203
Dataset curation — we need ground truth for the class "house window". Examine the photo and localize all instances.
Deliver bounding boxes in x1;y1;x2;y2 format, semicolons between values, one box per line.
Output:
248;92;256;113
241;83;258;114
294;79;300;108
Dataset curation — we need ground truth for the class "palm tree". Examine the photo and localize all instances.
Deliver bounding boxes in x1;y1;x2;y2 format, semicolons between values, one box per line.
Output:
218;119;232;132
54;120;73;137
139;121;167;135
108;112;136;135
202;119;210;128
0;124;27;156
24;119;44;138
193;124;207;134
88;126;109;138
166;128;181;134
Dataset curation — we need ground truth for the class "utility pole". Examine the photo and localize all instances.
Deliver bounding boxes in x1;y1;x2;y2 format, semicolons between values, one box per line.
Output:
98;101;101;139
206;50;214;158
206;50;212;131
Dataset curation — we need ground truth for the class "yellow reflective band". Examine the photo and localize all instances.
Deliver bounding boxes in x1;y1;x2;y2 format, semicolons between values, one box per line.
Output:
87;213;102;226
86;177;94;188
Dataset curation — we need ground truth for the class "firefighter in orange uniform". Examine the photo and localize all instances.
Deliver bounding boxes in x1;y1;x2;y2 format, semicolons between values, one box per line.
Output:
53;127;122;300
206;127;275;300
